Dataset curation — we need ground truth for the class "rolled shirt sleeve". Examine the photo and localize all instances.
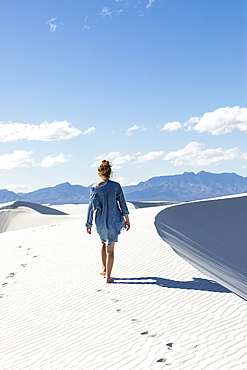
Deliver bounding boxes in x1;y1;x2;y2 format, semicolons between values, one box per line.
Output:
117;185;129;216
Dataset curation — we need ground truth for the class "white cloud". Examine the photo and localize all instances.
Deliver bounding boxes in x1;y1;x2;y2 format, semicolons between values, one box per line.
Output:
137;151;164;162
127;181;139;186
46;18;57;24
41;153;70;168
83;25;90;30
147;0;155;9
91;150;162;169
163;142;239;166
91;152;121;167
242;153;247;160
113;154;134;165
115;176;126;185
82;126;95;135
0;120;81;142
186;106;247;135
160;121;182;132
0;150;35;170
100;7;112;17
5;184;31;192
50;24;57;32
125;125;147;135
46;18;58;32
126;124;140;135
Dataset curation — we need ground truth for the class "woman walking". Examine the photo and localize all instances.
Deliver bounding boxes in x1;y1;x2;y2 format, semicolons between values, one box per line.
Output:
86;160;130;283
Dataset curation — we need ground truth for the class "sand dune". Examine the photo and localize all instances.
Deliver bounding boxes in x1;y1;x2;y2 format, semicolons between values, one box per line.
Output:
0;201;72;233
0;197;247;369
155;194;247;301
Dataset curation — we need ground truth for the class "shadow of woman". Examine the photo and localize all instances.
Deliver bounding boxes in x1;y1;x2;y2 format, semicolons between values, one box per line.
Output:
113;276;231;293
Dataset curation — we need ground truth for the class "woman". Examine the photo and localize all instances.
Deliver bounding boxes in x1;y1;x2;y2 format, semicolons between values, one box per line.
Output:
86;160;130;283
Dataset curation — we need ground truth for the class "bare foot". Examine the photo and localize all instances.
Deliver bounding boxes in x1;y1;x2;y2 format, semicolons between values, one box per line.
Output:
106;277;114;284
100;270;106;276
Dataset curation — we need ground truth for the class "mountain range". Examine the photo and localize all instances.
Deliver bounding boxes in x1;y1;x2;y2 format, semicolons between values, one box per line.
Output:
1;171;247;205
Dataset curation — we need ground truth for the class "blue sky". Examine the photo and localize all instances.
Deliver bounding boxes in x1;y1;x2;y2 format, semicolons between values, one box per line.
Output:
0;0;247;192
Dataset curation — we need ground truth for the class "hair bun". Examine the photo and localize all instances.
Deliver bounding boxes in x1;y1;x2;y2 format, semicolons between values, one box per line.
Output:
98;159;113;179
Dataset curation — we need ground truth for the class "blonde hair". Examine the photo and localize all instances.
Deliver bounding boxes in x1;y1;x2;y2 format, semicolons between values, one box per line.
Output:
98;160;113;180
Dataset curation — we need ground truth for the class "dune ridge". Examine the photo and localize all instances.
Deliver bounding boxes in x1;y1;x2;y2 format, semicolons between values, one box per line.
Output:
0;201;70;233
155;194;247;301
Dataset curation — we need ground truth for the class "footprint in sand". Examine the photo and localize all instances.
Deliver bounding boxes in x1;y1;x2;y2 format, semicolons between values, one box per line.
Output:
131;318;141;324
97;289;110;294
157;358;167;363
111;299;119;303
141;331;149;335
166;342;198;352
20;264;27;267
16;245;22;248
5;273;16;279
0;294;5;298
2;283;9;287
156;352;174;365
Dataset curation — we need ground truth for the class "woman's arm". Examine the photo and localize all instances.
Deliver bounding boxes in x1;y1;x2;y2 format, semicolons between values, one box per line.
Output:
125;215;130;231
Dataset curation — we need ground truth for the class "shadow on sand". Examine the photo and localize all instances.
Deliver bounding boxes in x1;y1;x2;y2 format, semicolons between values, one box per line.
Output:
113;276;231;293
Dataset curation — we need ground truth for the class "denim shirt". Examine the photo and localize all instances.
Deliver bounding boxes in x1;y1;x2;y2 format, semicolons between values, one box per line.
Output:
85;179;129;246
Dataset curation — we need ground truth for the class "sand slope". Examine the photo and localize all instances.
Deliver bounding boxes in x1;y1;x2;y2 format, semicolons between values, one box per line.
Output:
0;201;84;233
155;194;247;301
0;200;247;369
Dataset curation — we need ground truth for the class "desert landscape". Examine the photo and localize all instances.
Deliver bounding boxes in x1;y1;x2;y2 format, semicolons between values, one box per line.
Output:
1;196;246;369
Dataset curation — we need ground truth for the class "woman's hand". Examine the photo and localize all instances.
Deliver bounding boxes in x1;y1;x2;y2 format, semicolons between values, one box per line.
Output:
125;216;130;231
86;227;91;234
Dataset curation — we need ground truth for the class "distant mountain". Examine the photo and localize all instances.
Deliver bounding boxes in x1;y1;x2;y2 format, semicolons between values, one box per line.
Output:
18;182;91;205
1;171;247;204
0;182;91;205
123;171;247;201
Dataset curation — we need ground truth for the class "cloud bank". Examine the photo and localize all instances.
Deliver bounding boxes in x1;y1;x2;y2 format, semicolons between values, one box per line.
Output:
0;121;81;142
41;154;70;168
0;151;71;169
160;106;247;135
187;106;247;135
0;150;35;170
163;142;239;166
91;143;240;170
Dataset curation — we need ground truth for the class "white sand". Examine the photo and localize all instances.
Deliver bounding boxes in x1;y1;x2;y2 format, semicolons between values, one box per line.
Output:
0;198;247;369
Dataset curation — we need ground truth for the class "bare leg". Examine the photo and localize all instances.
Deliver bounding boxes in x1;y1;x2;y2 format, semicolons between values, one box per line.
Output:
101;240;106;274
106;242;115;283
